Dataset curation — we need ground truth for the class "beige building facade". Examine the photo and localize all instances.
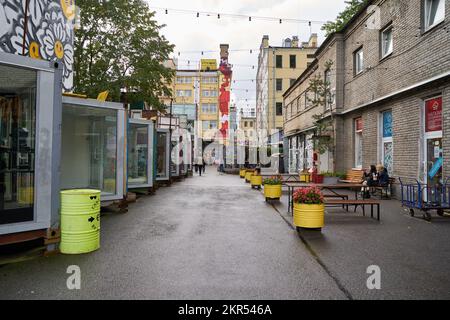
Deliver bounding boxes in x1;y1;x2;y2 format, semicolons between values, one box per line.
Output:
256;34;318;139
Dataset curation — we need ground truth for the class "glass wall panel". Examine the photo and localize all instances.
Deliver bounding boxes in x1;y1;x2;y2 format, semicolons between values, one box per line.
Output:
128;123;149;186
157;132;168;179
61;104;118;195
0;64;37;225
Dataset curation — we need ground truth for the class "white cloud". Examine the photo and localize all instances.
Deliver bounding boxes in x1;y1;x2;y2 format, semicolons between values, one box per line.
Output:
146;0;347;108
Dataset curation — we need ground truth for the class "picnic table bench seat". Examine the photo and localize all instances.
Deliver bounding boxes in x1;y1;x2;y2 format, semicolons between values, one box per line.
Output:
325;199;381;220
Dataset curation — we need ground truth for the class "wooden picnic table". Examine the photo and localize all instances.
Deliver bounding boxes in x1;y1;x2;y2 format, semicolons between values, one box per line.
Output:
285;182;368;214
260;174;300;183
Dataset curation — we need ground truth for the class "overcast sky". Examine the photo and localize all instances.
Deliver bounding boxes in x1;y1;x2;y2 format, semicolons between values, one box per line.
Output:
146;0;347;111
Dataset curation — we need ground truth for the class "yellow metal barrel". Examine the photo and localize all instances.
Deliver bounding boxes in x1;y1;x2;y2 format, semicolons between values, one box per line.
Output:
60;189;101;254
251;175;262;187
239;169;246;178
245;171;253;183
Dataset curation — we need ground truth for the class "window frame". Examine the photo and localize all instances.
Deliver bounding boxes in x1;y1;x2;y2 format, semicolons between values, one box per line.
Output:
289;55;296;68
276;102;283;116
276;55;283;68
423;0;446;32
354;47;364;76
380;24;394;59
276;78;283;91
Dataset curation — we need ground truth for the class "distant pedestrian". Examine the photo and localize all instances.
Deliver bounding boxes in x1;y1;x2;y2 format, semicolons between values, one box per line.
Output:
202;159;206;174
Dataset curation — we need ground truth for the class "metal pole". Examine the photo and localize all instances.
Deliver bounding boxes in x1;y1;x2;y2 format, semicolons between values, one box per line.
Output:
169;98;173;181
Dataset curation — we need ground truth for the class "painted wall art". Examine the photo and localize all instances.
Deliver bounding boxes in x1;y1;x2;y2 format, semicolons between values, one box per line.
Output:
0;0;75;91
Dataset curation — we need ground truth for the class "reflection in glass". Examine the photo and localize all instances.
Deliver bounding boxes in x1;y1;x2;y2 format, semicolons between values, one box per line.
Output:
0;64;36;225
61;104;117;195
128;123;148;186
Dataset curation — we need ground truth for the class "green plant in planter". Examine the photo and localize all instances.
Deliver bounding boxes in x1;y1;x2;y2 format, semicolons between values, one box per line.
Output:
293;187;325;229
263;175;283;185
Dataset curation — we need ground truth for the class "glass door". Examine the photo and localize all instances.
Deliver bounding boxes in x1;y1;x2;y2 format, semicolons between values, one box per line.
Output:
426;137;443;187
0;65;37;225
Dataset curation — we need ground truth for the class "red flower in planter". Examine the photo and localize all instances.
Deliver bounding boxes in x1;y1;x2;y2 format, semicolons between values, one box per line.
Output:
293;187;324;205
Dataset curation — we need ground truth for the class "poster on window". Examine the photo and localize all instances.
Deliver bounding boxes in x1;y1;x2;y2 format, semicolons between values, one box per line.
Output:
425;97;442;132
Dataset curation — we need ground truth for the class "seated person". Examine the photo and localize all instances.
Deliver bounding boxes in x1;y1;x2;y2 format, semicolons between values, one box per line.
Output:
377;164;390;187
364;165;378;187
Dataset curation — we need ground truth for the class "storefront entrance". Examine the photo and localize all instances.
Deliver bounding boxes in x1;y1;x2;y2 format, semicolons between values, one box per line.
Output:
424;96;443;187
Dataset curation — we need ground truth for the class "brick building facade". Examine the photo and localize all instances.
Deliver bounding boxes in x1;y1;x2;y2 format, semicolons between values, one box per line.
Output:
284;0;449;192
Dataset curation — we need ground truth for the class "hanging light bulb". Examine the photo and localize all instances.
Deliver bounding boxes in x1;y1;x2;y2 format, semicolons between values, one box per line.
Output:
249;16;252;22
218;14;220;19
197;12;199;18
165;9;168;14
279;19;282;24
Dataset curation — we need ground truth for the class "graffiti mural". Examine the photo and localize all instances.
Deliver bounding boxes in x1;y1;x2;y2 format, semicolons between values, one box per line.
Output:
0;0;75;91
218;51;232;141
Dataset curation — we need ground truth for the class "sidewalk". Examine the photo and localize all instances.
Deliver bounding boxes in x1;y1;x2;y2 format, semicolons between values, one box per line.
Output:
268;186;450;299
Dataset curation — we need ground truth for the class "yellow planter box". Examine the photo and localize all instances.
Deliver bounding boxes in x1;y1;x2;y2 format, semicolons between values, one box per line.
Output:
299;173;311;183
250;175;262;187
293;203;325;229
239;169;246;178
264;184;282;200
245;171;253;183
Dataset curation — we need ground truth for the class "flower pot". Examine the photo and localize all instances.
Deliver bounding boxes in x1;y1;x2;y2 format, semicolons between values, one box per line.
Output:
299;173;311;183
245;171;253;183
251;175;262;188
239;169;246;178
293;203;325;229
264;184;282;200
312;173;324;184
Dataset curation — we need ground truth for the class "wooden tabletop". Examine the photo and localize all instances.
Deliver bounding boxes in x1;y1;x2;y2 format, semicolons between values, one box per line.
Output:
284;182;364;188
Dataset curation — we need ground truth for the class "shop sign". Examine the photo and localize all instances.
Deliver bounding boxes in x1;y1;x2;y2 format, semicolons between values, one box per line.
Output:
425;97;442;132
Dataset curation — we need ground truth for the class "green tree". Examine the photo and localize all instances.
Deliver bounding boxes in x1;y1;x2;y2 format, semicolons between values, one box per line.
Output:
307;60;335;156
321;0;367;37
74;0;175;109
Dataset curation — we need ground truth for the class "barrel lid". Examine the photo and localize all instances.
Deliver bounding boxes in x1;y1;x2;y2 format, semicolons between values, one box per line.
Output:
60;189;101;195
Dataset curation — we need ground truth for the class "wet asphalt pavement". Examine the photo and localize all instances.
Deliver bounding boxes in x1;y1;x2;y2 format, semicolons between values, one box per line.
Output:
2;166;450;300
0;167;346;299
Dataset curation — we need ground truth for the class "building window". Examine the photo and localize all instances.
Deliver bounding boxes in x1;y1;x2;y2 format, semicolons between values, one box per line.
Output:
202;76;218;84
424;0;445;31
276;79;283;91
380;110;393;175
202;120;217;130
276;102;283;116
202;104;217;113
307;54;315;59
176;90;192;97
250;122;253;127
290;79;296;87
290;55;296;68
276;55;283;68
202;90;218;97
354;47;364;75
354;118;363;168
176;77;192;84
381;25;393;58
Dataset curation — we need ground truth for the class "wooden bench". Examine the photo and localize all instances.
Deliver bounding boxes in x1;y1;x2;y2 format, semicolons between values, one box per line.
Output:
325;199;381;221
373;177;396;199
339;169;364;184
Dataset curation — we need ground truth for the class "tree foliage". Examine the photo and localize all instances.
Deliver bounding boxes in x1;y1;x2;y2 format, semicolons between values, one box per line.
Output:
321;0;367;37
307;60;335;155
73;0;175;109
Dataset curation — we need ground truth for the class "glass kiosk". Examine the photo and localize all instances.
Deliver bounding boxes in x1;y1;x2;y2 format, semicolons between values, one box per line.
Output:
127;118;154;189
156;129;170;181
61;96;125;202
0;53;61;236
